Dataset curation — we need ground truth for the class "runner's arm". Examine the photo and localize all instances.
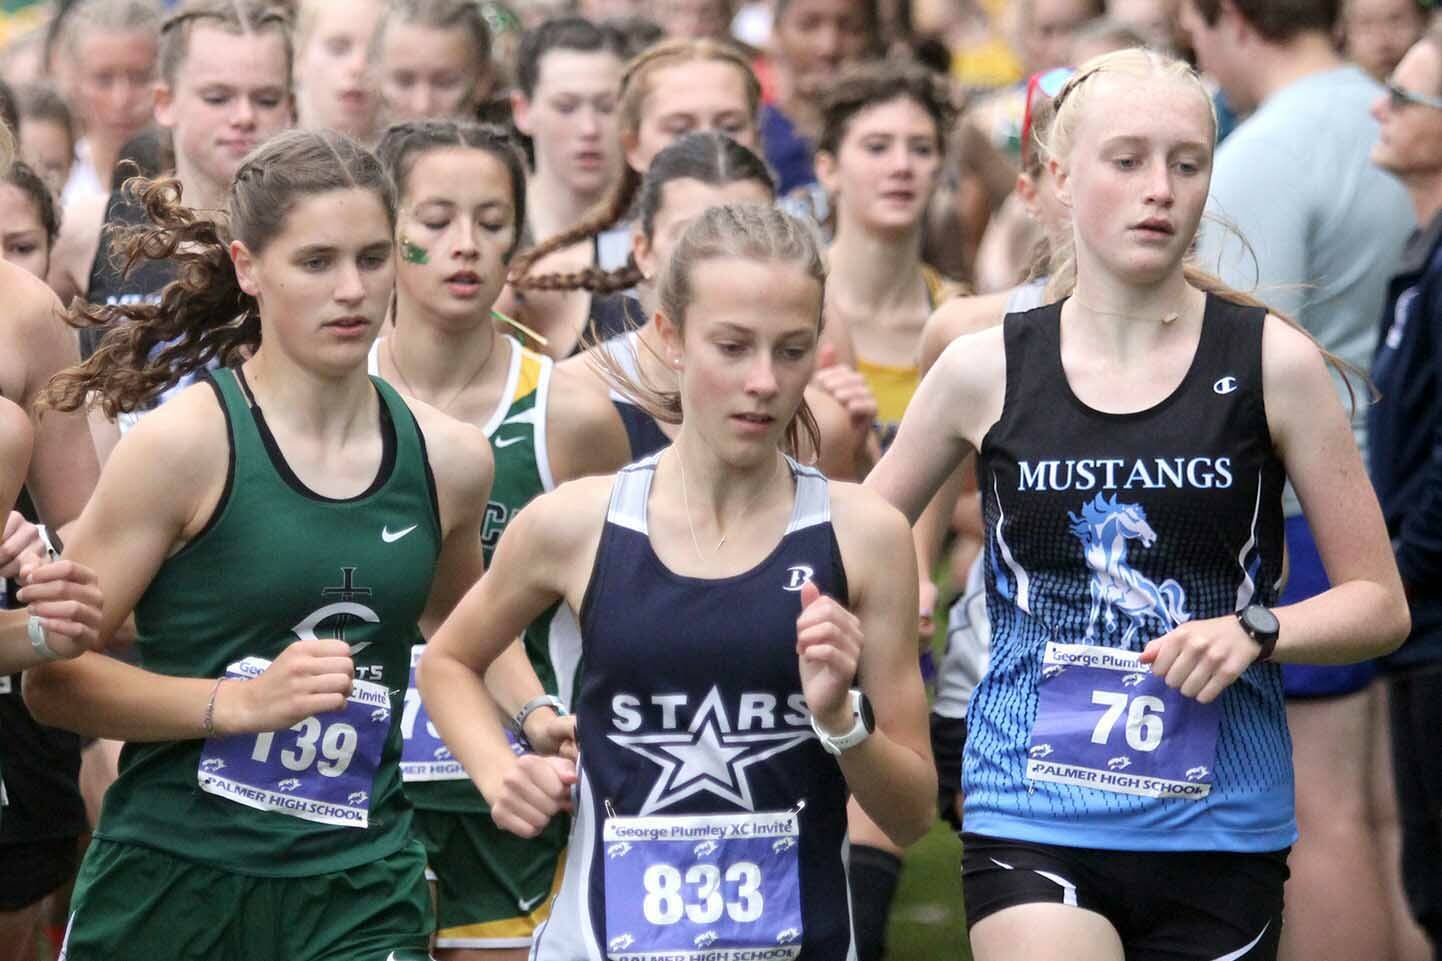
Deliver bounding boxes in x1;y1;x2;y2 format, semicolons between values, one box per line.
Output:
420;479;608;824
24;388;353;739
12;272;100;530
1141;318;1411;704
866;327;1000;522
411;401;492;636
815;485;936;846
1262;316;1410;661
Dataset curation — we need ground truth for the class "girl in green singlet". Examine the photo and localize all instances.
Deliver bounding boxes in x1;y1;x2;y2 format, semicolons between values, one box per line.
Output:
25;128;525;961
372;118;624;961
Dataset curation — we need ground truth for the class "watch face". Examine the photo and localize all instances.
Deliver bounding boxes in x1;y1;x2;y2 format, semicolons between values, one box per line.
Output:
1243;605;1280;637
858;693;876;734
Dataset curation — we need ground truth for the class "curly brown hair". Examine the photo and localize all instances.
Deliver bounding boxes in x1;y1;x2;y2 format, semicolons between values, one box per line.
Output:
42;129;396;417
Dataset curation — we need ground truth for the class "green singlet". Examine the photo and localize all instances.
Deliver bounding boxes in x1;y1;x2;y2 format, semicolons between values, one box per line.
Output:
91;367;443;877
378;335;579;948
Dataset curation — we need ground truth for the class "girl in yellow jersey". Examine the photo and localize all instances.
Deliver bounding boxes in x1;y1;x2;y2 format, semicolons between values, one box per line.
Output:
816;61;963;457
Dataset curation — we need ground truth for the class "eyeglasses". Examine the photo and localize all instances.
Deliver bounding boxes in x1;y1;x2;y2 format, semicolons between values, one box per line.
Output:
1385;79;1442;111
1021;67;1076;169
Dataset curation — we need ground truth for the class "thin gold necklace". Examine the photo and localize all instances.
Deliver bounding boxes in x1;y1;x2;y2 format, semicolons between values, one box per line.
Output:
675;449;783;561
386;334;496;414
1071;298;1182;325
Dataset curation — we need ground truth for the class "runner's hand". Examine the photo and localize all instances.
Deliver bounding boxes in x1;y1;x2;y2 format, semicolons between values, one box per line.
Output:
214;638;354;734
0;511;42;578
813;345;878;426
490;754;576;838
796;580;863;733
1140;616;1260;704
525;710;578;760
15;558;104;659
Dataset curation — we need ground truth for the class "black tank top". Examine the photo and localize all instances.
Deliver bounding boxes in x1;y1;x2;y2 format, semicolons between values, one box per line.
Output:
965;293;1291;849
83;189;177;359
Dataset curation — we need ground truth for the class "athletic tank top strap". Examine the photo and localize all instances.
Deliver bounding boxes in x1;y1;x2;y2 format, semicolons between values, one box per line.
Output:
1004;277;1049;314
602;452;830;536
601;452;659;534
481;337;555;559
604;331;672;460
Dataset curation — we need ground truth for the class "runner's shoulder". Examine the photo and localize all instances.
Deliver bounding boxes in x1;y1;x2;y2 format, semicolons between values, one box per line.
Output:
921;288;1012;372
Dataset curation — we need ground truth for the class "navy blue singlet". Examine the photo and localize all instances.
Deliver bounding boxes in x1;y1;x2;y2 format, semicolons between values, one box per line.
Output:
532;452;856;961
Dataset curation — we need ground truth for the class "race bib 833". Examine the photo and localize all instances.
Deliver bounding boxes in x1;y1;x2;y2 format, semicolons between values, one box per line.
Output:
603;809;804;960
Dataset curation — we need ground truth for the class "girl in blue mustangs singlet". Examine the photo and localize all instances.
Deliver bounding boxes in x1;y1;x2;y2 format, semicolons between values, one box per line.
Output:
867;48;1411;961
421;202;936;961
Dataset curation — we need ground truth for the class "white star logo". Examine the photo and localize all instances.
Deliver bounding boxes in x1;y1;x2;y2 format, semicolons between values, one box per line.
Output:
608;687;812;815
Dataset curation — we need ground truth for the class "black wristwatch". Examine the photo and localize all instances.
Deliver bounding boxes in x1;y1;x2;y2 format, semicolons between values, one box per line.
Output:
1236;604;1280;662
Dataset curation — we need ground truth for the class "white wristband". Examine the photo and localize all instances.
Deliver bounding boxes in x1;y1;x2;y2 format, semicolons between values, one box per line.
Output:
28;614;62;661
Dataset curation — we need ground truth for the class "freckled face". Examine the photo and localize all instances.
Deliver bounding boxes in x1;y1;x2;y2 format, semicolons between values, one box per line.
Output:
1058;74;1214;286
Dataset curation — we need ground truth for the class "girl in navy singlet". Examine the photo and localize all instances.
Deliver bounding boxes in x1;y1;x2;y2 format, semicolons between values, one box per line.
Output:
868;49;1411;961
558;132;778;461
422;202;936;961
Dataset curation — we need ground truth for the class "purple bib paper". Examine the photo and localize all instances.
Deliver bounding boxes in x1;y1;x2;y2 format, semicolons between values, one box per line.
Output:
602;810;803;961
400;644;523;782
197;656;390;827
1026;642;1220;800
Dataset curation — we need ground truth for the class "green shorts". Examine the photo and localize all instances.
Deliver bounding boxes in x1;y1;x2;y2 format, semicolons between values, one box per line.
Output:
413;807;567;949
60;837;433;961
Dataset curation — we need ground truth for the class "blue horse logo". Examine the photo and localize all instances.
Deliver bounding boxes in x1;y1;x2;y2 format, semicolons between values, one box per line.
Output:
1068;494;1191;644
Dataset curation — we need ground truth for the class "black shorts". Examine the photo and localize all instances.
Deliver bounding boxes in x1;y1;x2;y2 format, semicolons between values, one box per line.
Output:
929;713;966;831
0;835;80;910
962;833;1289;961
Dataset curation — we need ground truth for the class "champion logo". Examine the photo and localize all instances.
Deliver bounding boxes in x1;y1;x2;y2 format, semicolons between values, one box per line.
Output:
493;434;524;448
381;524;418;543
1213;376;1239;395
783;564;814;591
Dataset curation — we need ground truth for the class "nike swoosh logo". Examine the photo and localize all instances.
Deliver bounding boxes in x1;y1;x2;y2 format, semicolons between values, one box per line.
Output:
381;525;418;543
518;891;548;912
493;434;524;448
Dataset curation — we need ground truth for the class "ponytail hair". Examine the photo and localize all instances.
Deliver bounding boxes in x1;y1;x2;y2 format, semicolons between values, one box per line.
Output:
516;130;775;296
602;202;825;458
42;129;396;416
508;37;761;289
1040;46;1370;410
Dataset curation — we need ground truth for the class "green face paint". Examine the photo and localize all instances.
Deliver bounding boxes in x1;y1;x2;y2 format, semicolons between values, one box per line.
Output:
400;237;429;265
